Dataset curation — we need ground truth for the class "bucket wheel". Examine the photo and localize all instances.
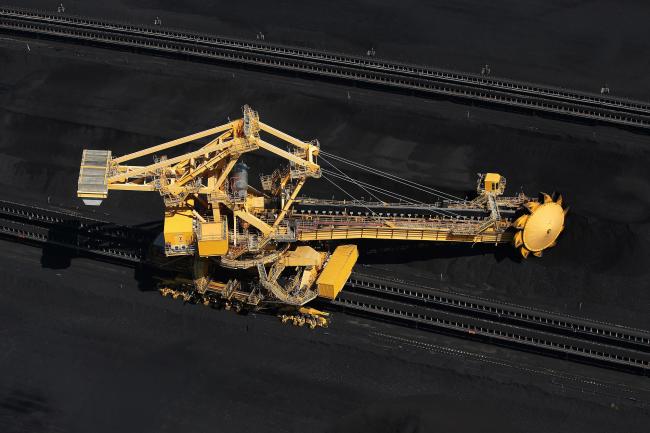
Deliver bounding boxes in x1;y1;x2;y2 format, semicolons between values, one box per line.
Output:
513;192;568;258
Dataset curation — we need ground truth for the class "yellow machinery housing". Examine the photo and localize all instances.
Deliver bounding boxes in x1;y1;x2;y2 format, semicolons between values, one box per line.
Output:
163;208;195;256
317;245;359;299
483;173;502;193
197;219;229;257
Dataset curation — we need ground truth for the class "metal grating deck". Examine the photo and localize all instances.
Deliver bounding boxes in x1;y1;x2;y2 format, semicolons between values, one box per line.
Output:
78;149;111;201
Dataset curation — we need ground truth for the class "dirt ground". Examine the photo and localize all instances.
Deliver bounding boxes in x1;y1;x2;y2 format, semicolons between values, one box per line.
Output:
1;2;649;432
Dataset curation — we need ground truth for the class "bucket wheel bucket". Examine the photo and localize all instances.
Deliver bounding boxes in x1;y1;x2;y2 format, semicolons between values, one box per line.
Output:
513;192;568;258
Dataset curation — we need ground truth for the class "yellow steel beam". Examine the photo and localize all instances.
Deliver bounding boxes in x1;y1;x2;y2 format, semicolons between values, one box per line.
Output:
196;187;229;197
109;140;230;183
176;133;258;187
295;227;514;243
112;122;235;164
177;148;231;187
273;178;305;228
259;122;313;151
78;192;107;198
214;158;238;190
108;183;156;191
234;210;273;236
114;165;146;172
279;170;291;190
257;139;320;172
192;209;207;223
172;130;233;174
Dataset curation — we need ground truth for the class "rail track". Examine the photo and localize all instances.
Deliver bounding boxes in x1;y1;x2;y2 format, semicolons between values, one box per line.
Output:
0;199;152;264
334;273;650;374
2;6;650;130
1;199;649;374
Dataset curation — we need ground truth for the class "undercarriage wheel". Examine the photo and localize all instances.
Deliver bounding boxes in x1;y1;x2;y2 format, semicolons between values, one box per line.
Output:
306;318;317;329
159;287;174;297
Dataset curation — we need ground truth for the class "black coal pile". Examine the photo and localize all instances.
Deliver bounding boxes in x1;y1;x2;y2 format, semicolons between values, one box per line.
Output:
1;2;649;432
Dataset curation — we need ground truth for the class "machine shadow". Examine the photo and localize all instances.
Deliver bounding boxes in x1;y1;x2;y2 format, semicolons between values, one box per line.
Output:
39;219;85;269
40;243;75;269
36;218;163;272
27;216;520;290
352;239;520;265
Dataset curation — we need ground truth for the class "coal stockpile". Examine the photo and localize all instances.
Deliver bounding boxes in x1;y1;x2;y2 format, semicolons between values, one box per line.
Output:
13;0;650;100
1;1;649;432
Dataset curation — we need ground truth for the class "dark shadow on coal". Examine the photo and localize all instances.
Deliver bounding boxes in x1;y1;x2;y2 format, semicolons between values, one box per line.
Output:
37;218;158;268
317;238;521;265
40;243;74;269
2;208;522;297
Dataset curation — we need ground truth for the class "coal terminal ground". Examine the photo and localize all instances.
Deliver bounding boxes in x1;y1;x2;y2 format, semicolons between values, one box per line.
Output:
1;1;650;432
1;7;650;130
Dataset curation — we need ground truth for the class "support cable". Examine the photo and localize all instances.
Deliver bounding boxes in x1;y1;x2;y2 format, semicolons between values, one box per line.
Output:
320;174;382;219
323;170;461;218
321;151;465;202
323;151;461;201
323;170;419;204
319;154;383;203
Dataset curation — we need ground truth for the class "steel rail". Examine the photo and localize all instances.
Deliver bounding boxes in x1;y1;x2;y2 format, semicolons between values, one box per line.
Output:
1;200;648;373
0;200;153;241
0;199;145;239
0;200;148;262
1;9;650;129
347;272;650;352
2;6;650;116
0;217;143;263
332;290;650;373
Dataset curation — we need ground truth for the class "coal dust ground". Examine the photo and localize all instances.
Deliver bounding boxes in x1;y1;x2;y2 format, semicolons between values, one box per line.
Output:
1;1;650;432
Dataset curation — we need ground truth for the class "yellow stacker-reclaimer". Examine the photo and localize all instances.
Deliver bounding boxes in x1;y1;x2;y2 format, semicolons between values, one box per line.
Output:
77;105;567;327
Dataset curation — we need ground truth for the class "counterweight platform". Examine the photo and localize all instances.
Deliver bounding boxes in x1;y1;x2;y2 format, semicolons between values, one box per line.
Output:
77;149;111;206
